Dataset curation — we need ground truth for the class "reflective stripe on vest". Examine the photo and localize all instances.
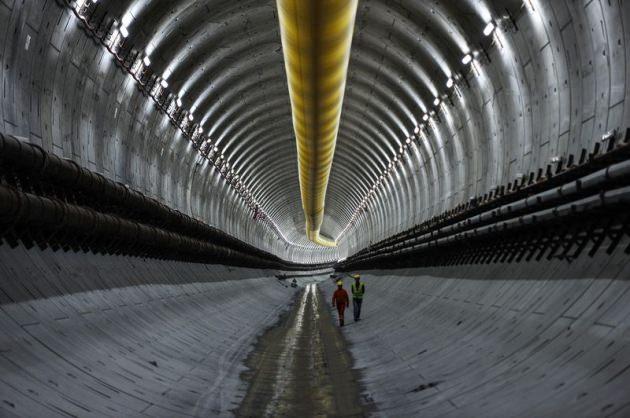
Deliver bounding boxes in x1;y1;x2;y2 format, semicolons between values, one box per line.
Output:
351;282;364;299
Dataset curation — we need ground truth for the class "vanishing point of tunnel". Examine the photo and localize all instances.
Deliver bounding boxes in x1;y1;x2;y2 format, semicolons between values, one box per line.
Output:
1;0;630;417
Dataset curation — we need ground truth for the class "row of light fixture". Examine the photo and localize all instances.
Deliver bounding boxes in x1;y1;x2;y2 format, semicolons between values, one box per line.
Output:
70;0;294;245
340;13;500;237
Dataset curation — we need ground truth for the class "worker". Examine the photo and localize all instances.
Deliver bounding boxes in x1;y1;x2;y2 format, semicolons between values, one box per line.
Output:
351;274;365;321
331;280;350;327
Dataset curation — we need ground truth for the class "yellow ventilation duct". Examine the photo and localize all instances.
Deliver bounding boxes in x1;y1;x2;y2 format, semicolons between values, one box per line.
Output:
277;0;357;247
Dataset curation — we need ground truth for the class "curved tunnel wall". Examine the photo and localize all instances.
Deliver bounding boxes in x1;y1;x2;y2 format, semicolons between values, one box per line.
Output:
0;0;338;264
0;241;298;417
336;0;630;257
1;1;629;416
3;233;626;416
324;236;630;417
3;0;627;263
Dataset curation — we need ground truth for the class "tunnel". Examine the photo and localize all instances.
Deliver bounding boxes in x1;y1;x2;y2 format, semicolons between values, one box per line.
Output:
1;0;630;416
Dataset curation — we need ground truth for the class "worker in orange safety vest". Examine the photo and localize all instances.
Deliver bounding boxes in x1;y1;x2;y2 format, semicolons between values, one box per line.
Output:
331;280;350;327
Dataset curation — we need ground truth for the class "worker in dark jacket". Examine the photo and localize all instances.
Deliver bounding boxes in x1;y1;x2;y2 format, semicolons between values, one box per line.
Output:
331;280;350;327
351;274;365;321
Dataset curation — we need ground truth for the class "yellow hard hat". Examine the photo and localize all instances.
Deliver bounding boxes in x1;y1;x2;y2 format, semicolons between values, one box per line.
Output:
336;280;343;286
352;274;360;279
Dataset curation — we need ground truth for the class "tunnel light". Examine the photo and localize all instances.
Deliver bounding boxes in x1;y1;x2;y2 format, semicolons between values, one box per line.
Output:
550;156;562;164
414;125;419;134
176;97;183;107
120;13;132;38
120;25;129;38
446;78;454;88
602;130;615;141
160;79;168;88
483;21;496;36
143;55;151;67
406;138;411;145
462;54;472;65
121;13;133;27
422;114;429;121
198;126;204;134
188;113;194;121
433;97;441;106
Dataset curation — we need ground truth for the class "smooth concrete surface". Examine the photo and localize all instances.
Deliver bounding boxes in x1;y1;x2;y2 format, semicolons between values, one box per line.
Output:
324;237;630;417
0;243;297;417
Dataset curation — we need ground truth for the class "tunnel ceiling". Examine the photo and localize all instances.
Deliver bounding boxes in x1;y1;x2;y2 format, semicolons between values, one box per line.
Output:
86;0;519;242
47;0;629;262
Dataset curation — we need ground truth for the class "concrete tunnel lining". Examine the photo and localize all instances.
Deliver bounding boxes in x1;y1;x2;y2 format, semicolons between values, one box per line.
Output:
7;0;629;261
2;233;630;416
1;0;630;416
322;241;630;417
0;243;301;416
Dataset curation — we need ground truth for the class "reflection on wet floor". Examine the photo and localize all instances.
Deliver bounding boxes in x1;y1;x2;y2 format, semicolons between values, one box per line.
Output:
264;283;313;416
236;283;365;417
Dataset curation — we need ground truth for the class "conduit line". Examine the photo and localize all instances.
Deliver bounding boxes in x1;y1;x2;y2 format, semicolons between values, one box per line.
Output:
277;0;358;246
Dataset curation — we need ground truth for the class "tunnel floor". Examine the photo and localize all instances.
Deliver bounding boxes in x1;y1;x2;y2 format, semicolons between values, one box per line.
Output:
235;283;367;417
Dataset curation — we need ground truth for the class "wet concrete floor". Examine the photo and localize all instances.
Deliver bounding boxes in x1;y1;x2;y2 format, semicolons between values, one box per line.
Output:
235;283;367;417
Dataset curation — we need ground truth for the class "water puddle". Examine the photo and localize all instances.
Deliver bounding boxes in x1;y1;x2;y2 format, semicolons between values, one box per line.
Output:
236;283;367;417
